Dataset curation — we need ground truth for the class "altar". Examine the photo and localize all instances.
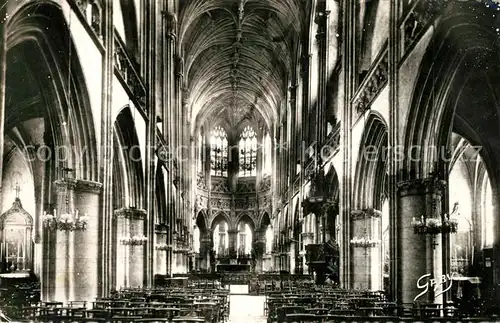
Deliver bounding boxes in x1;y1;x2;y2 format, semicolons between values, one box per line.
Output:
216;264;250;273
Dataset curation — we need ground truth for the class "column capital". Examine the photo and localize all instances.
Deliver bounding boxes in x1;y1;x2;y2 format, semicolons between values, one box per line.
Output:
113;207;147;220
397;177;446;197
54;178;78;191
74;179;103;194
350;208;382;221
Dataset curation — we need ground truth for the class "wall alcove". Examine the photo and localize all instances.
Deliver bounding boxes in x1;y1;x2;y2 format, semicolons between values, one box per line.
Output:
0;198;34;273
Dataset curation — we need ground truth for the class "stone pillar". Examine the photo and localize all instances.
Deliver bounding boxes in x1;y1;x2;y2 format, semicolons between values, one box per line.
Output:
288;84;297;170
302;232;314;274
172;232;180;274
72;180;103;302
341;0;356;289
51;179;102;303
350;210;382;291
397;178;445;305
53;179;77;303
114;207;147;288
154;225;169;275
0;2;6;203
99;0;114;296
315;8;329;144
200;235;211;271
32;158;46;277
254;229;266;272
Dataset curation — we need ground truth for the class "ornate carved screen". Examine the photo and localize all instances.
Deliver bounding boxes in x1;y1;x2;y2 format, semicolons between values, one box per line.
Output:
0;198;33;272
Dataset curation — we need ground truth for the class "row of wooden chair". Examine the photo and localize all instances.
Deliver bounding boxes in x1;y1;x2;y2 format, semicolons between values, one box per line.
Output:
20;285;230;323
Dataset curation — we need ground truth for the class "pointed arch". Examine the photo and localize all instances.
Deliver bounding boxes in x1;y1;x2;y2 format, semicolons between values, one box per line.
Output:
353;112;388;210
114;106;144;209
260;212;271;229
196;210;208;232
236;213;255;232
403;4;500;184
6;2;98;181
210;211;231;231
325;165;340;201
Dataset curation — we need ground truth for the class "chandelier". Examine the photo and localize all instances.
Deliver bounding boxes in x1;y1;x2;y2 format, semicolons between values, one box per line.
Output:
42;199;88;232
120;235;148;246
350;237;380;248
155;243;172;251
411;214;458;235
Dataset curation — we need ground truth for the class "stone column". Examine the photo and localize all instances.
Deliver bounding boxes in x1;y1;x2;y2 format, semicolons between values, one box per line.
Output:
315;8;329;144
350;210;382;291
32;157;46;277
0;2;6;206
154;224;169;275
200;230;212;271
388;0;402;302
114;207;147;288
172;230;180;274
254;229;266;272
53;178;77;303
397;178;445;305
341;0;356;289
72;180;103;302
100;0;114;296
302;232;314;274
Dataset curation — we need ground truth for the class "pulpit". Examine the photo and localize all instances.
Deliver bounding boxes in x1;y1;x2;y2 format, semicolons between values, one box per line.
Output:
305;240;339;285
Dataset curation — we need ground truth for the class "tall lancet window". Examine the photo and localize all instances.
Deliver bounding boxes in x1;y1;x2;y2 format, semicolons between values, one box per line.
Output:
213;222;228;256
210;126;228;177
197;133;204;174
483;176;494;248
237;222;252;256
263;133;272;175
239;126;257;177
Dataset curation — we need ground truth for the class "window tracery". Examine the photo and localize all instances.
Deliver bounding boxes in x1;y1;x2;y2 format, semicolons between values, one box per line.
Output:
210;126;228;177
239;126;257;177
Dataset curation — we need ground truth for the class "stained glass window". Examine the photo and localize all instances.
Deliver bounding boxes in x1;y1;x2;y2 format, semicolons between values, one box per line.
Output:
239;126;257;177
210;126;228;177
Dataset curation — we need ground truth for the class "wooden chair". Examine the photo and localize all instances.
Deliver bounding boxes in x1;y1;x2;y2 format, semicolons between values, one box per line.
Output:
284;313;318;322
111;315;143;323
171;316;205;322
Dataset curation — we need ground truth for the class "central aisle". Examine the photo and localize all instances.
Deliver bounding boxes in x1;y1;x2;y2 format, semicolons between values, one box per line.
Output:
227;295;266;323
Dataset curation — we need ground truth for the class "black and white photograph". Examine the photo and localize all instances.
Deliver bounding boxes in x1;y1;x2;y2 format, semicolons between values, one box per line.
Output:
0;0;499;321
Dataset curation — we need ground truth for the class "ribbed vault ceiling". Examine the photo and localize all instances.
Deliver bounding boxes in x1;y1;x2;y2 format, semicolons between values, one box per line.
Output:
180;0;306;132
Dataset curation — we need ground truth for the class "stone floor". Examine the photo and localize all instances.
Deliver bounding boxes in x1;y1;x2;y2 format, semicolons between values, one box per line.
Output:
227;294;266;323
